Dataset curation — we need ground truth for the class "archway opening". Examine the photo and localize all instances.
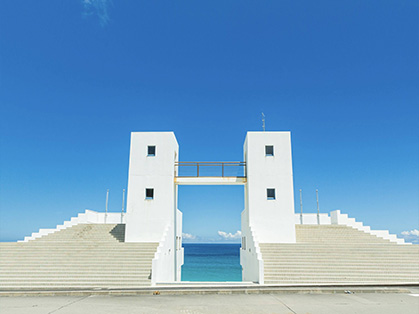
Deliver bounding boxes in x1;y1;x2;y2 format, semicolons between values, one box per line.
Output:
178;185;244;282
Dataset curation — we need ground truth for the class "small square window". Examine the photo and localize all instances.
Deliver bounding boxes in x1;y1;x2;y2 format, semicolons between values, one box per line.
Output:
147;146;156;156
145;188;154;200
267;188;276;200
265;145;274;156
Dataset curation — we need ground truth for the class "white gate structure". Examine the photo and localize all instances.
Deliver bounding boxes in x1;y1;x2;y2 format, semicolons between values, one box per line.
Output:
124;131;296;284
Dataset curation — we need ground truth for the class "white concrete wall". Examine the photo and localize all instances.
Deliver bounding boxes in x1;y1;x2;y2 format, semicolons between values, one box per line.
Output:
125;132;179;242
176;209;184;281
243;132;296;243
240;209;264;284
330;210;408;245
20;210;126;242
294;213;331;225
151;209;184;284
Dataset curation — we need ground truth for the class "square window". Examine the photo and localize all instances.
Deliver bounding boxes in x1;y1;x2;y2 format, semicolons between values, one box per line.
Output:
145;188;154;200
265;145;274;156
147;146;156;156
267;188;276;200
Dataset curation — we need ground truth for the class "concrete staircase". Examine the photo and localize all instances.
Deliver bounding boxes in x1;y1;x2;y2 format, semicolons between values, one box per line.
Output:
260;225;419;285
0;224;158;289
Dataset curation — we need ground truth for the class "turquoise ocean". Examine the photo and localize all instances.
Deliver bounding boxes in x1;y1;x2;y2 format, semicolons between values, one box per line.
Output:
181;243;242;282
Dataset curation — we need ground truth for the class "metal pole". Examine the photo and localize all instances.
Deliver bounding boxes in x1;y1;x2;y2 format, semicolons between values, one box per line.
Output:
299;189;303;224
316;189;320;225
197;163;199;177
262;112;265;132
222;163;224;177
105;189;109;224
121;189;125;223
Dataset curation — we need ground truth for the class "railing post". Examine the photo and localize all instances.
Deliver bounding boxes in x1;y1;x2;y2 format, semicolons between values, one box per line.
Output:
222;163;224;177
197;163;199;177
105;189;109;224
316;189;320;225
121;188;125;224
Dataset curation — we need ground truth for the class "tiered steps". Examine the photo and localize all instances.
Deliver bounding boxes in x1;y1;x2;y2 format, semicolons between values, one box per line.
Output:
260;225;419;285
0;224;158;289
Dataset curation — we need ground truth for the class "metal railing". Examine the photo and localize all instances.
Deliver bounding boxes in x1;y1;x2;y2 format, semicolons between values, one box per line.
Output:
175;161;246;178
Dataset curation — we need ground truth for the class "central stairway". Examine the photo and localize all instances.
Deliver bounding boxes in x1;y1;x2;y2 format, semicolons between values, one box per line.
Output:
260;225;419;285
0;224;158;289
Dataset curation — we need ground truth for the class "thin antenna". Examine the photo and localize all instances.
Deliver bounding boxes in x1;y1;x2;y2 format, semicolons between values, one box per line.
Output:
316;189;320;225
261;112;265;131
299;189;303;224
105;189;109;224
121;189;125;223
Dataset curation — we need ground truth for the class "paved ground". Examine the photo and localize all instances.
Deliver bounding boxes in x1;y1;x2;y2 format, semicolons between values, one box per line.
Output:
1;290;419;314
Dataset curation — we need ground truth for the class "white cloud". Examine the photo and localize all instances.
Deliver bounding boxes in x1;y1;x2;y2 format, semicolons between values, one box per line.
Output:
182;232;196;240
400;229;419;244
218;230;242;240
82;0;111;26
401;229;419;236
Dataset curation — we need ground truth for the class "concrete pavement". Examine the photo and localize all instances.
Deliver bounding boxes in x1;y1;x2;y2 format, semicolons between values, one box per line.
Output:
1;289;419;314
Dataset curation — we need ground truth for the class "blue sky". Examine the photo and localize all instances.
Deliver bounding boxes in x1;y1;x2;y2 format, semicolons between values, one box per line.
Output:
0;1;418;243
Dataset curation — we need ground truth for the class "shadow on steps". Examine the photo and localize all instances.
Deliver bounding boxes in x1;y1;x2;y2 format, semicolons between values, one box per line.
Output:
109;224;125;242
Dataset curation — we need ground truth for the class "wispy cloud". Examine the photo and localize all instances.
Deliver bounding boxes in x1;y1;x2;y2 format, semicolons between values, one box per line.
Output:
82;0;111;26
182;232;196;240
400;229;419;244
218;230;242;240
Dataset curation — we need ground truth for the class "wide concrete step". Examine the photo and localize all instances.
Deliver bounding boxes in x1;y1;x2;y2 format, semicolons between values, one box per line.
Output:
0;262;154;267
264;274;419;279
0;245;157;249
0;254;155;258
0;260;153;265
262;225;417;284
264;269;419;275
2;245;157;249
1;242;157;246
0;278;151;283
0;282;152;287
261;245;414;248
30;240;126;242
265;277;418;281
0;224;157;288
1;248;157;252
264;262;419;267
0;251;157;256
262;252;418;260
264;280;419;284
0;269;152;273
0;274;152;279
265;264;419;273
260;248;417;253
0;283;152;288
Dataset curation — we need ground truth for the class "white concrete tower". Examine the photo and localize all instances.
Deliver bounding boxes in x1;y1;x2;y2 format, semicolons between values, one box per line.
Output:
125;132;179;242
243;132;296;243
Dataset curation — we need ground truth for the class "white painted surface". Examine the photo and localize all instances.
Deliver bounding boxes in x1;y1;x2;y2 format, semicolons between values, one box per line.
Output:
125;132;183;283
243;132;296;243
330;210;408;245
240;209;264;284
294;213;331;225
175;177;246;185
151;209;184;285
125;132;179;243
20;210;125;242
